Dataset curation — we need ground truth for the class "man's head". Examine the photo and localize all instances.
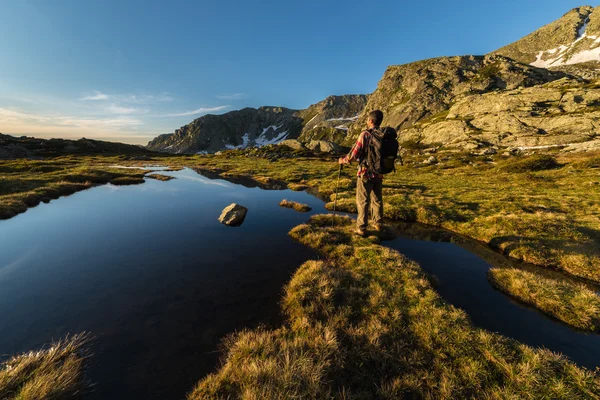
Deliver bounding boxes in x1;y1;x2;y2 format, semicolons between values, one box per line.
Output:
367;110;383;129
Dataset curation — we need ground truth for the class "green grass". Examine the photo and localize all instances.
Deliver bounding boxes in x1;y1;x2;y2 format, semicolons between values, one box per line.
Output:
189;215;600;399
489;268;600;332
0;334;91;400
279;199;312;212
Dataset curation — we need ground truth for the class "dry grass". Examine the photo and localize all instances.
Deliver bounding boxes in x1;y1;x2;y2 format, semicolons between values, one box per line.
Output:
189;215;600;399
0;333;91;400
489;268;600;332
279;199;312;212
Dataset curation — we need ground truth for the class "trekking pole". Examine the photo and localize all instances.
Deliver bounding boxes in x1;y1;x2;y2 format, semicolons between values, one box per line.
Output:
332;163;342;227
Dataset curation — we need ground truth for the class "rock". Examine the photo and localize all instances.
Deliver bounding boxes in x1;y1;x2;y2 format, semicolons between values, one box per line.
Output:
279;139;305;150
482;147;498;155
306;140;344;154
218;203;248;226
423;156;438;165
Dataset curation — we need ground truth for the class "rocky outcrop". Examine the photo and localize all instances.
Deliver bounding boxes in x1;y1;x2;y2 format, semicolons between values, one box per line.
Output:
147;107;304;154
278;139;305;150
306;140;345;154
218;203;248;226
346;55;567;144
399;77;600;153
296;95;368;143
494;6;600;71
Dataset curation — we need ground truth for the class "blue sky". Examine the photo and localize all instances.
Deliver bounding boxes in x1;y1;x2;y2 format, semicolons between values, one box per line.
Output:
0;0;595;144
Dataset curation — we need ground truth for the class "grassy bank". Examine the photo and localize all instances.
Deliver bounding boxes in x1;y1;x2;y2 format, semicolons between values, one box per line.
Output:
0;334;90;400
489;268;600;332
189;215;599;399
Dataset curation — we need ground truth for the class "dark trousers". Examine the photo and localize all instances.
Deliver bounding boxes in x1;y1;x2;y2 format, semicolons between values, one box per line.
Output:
356;176;383;230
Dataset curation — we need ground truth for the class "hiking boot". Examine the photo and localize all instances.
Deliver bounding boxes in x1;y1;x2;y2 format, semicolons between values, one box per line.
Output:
354;228;367;236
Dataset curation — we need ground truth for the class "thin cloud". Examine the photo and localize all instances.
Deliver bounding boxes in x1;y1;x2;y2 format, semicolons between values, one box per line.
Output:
166;105;230;117
0;107;143;130
216;93;247;100
79;91;174;103
80;91;110;101
106;105;146;114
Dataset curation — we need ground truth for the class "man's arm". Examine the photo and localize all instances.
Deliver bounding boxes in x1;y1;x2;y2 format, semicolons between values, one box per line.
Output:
339;131;367;164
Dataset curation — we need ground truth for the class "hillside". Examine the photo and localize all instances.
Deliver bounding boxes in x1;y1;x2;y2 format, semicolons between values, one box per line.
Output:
0;133;153;159
345;55;567;144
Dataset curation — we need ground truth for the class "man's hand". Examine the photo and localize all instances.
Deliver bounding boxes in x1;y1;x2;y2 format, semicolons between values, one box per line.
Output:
338;157;347;165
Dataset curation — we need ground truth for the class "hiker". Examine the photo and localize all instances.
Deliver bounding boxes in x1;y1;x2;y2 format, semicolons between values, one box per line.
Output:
338;110;386;236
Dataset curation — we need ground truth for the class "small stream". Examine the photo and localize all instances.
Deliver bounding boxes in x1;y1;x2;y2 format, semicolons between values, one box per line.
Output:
0;167;598;400
386;223;600;371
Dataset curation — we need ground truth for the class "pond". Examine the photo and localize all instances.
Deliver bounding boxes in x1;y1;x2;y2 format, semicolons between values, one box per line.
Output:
0;168;324;400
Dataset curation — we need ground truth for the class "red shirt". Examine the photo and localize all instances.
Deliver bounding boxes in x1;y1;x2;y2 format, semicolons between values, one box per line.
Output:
342;130;384;180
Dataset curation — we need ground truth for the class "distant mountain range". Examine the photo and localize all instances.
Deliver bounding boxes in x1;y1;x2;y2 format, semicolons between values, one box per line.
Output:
0;133;153;159
147;5;600;155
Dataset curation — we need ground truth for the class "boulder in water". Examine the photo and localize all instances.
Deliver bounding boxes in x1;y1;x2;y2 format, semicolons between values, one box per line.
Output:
219;203;248;226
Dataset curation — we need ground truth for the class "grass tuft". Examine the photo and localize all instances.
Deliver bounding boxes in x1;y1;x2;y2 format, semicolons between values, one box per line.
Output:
0;333;92;400
499;155;560;173
146;173;175;181
279;199;312;212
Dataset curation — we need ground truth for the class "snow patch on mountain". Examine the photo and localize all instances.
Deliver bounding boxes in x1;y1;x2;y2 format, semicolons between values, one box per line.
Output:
256;130;288;146
225;133;251;150
531;32;600;68
326;114;360;122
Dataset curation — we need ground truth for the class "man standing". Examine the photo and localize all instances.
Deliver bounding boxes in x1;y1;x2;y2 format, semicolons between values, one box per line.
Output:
339;110;384;236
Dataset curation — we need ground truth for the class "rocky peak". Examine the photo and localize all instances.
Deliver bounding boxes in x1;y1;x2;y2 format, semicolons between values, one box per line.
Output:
494;6;600;69
296;94;368;143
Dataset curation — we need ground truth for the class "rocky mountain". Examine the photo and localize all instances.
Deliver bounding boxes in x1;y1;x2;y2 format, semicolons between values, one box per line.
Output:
296;95;368;143
147;95;368;154
494;6;600;77
147;106;303;153
345;55;567;143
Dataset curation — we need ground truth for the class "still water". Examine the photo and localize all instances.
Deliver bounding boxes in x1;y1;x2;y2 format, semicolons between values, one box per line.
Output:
0;168;323;399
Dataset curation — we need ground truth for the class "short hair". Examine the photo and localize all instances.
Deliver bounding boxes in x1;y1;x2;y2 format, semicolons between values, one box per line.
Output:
368;110;383;127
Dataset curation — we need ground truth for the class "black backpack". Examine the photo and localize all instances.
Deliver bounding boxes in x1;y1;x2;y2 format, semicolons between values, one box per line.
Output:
364;127;399;175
